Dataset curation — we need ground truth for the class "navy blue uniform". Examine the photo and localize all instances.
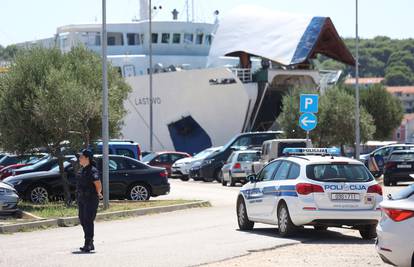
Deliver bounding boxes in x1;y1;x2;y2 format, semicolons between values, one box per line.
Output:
76;165;100;241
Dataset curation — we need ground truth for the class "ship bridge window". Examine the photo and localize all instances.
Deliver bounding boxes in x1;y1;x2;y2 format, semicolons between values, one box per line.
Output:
196;34;204;45
95;33;101;46
205;34;213;45
184;33;194;44
152;33;158;44
107;32;124;46
127;33;142;45
161;33;170;44
172;33;181;44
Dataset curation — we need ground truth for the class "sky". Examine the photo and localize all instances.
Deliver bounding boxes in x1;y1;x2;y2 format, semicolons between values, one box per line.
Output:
1;0;413;46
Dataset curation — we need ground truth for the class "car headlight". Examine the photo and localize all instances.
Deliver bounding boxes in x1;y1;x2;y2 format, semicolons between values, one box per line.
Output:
203;159;214;165
0;188;17;195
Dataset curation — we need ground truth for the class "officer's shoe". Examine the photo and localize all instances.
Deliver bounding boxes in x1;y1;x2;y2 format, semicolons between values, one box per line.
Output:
79;239;95;252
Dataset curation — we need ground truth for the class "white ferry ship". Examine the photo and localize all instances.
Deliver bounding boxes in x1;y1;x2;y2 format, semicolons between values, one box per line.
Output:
16;2;355;154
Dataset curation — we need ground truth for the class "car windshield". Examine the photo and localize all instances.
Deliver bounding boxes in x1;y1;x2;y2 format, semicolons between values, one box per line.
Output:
193;148;219;159
18;156;52;171
306;163;373;182
142;153;157;162
27;155;48;164
389;152;414;161
237;152;260;162
391;184;414;200
50;162;71;172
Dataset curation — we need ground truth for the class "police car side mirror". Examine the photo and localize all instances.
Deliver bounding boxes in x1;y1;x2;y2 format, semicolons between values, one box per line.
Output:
247;174;257;183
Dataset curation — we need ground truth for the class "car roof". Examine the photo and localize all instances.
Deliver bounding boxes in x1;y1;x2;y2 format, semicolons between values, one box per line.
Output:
233;150;260;154
276;155;363;165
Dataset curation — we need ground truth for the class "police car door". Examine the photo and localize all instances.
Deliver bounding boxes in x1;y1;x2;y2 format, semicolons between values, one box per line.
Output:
247;160;281;221
261;160;293;221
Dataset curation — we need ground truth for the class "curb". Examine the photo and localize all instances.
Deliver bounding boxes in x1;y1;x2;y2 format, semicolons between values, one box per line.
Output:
1;201;211;233
0;219;58;234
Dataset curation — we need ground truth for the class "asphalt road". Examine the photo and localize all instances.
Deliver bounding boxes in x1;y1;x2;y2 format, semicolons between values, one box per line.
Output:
0;179;408;267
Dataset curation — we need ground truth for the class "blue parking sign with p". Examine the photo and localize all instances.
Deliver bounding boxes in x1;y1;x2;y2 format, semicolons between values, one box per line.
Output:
300;94;319;113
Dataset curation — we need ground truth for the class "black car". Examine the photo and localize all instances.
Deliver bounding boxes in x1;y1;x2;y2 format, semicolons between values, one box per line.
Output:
12;155;76;176
383;150;414;186
4;155;170;203
199;131;283;182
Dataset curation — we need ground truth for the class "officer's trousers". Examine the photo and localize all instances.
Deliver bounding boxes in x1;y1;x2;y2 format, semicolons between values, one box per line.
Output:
78;195;99;240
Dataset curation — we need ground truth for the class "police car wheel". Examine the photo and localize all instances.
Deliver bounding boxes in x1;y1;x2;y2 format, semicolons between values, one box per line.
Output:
359;224;377;240
277;203;296;237
221;178;227;186
314;225;328;231
237;198;254;230
129;184;150;201
26;184;49;204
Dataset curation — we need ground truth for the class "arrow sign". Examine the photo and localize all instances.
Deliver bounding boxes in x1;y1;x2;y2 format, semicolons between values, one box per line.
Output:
299;113;317;131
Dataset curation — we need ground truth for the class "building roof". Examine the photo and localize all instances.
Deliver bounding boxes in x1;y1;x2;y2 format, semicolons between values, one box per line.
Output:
344;77;384;85
387;86;414;94
208;5;355;67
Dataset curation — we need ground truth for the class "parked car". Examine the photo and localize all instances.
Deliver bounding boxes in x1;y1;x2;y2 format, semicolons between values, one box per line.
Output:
0;154;45;171
171;147;222;181
0;181;19;214
252;139;312;174
199;131;283;182
376;183;414;266
0;155;50;180
142;151;191;175
11;155;76;177
221;150;261;186
383;150;414;186
361;144;414;177
92;140;142;160
4;155;170;203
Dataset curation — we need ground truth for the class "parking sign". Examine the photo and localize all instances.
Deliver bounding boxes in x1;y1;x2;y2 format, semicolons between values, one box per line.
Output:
300;94;319;113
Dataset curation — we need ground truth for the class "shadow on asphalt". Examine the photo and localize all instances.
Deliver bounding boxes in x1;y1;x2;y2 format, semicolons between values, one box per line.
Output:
237;227;376;245
71;251;96;255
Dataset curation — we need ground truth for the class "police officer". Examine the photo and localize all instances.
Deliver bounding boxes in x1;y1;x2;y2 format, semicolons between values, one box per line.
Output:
76;149;103;253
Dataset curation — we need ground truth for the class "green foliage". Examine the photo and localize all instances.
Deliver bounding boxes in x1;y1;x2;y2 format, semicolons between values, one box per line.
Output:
0;45;19;61
360;84;404;140
277;86;375;148
315;37;414;86
0;46;131;154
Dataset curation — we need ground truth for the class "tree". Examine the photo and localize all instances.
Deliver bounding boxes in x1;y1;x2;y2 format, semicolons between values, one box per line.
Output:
276;87;314;138
0;46;131;205
360;84;404;140
315;87;375;152
385;64;414;86
277;86;375;153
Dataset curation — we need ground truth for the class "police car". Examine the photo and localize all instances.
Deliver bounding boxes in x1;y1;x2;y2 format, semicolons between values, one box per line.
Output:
236;148;383;239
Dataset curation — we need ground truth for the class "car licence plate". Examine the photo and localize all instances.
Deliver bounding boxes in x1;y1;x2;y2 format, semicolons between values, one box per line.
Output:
397;164;411;168
331;193;360;201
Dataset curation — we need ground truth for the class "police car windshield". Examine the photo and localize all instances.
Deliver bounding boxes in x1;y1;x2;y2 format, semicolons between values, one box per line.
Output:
306;164;373;183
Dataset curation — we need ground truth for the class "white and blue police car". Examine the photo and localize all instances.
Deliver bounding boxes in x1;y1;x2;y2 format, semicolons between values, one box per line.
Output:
236;148;383;239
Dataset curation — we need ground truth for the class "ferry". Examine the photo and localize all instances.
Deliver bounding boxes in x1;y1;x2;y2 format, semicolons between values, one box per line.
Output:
16;2;355;154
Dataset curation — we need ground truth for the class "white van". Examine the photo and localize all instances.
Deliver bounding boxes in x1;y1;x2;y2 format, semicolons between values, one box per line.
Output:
252;139;312;173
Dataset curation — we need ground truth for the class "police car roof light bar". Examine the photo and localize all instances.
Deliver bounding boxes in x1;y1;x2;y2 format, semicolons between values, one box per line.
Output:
282;147;341;156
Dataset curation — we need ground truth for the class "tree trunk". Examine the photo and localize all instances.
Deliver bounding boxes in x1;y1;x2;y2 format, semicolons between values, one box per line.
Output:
57;152;72;207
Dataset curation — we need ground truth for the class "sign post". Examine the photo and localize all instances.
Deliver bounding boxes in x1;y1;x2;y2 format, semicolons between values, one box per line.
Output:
299;94;319;140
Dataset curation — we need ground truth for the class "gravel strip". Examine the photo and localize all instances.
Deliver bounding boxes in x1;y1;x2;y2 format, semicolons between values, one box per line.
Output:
204;228;387;267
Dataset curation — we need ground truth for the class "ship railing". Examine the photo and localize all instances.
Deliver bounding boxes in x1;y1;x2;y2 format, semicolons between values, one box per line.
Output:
231;68;253;83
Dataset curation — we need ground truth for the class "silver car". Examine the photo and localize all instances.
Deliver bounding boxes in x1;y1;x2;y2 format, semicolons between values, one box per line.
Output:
221;150;260;186
0;182;19;214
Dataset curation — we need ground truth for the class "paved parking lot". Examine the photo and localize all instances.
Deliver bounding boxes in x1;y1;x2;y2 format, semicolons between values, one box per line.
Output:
0;178;409;267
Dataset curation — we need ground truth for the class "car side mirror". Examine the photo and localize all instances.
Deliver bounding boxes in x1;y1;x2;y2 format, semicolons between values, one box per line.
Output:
247;174;257;183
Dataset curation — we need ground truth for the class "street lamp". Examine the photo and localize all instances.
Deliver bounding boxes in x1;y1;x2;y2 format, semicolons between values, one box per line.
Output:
355;0;361;159
101;0;110;209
